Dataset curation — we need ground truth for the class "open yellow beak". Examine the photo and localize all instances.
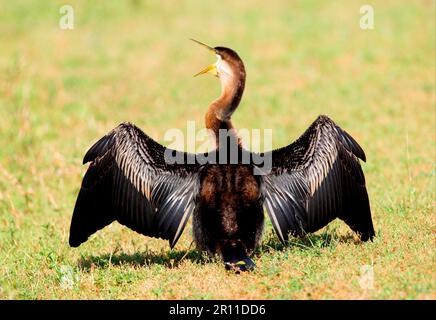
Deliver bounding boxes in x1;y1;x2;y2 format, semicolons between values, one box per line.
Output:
193;64;218;77
191;38;218;77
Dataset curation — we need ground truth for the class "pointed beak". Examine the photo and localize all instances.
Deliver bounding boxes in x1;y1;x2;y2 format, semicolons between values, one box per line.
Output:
193;64;218;77
190;38;219;77
190;38;216;53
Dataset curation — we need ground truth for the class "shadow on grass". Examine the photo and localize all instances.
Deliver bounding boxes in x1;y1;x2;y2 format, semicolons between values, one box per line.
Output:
255;230;358;255
78;231;359;271
78;248;214;271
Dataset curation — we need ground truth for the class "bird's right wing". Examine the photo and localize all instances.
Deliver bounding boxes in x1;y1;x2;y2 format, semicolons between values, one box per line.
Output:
69;123;201;248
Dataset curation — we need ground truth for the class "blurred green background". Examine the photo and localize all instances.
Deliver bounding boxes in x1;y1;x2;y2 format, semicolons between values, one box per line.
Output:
0;0;434;299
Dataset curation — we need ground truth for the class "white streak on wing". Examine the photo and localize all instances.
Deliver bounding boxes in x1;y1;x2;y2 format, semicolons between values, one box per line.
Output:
264;195;285;242
115;141;154;200
308;131;339;196
172;199;193;247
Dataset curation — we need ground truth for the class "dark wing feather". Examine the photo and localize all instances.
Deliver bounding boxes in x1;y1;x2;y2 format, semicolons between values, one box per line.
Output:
69;123;201;248
261;115;374;243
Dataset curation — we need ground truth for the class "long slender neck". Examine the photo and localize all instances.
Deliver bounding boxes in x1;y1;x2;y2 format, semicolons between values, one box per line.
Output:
205;72;245;148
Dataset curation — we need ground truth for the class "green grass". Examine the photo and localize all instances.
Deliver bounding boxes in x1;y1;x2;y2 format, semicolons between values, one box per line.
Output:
0;0;434;299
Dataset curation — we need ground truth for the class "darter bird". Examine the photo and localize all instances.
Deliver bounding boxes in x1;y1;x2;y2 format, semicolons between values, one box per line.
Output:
69;39;375;272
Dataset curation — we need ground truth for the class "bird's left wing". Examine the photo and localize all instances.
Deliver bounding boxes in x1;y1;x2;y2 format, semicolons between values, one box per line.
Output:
69;122;201;248
260;115;374;243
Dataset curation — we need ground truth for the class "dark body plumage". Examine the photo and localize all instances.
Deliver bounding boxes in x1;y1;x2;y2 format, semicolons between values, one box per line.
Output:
69;43;375;271
194;163;264;260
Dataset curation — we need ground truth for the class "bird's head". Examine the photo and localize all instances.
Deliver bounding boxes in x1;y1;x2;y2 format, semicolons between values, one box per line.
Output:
191;39;245;89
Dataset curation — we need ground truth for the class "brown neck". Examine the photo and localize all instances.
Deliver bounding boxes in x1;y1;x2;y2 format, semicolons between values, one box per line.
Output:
205;73;245;148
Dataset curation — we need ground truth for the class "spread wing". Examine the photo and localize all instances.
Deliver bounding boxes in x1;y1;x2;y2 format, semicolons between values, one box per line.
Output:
69;122;201;248
261;115;374;243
